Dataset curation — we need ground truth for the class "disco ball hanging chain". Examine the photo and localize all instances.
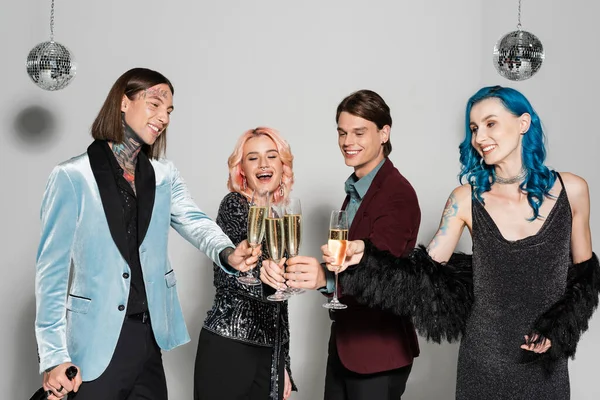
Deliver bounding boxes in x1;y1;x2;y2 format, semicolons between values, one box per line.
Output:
493;0;544;81
26;0;77;90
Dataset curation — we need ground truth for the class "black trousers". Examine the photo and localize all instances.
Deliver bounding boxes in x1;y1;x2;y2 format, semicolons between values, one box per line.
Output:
71;316;167;400
324;331;412;400
194;328;284;400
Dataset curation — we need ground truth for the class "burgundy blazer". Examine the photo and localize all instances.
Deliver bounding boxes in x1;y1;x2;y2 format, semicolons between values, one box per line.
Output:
334;158;421;374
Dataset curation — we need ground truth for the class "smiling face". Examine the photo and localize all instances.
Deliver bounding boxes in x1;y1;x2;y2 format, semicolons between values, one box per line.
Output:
121;83;174;146
469;97;531;167
337;111;389;178
240;135;284;196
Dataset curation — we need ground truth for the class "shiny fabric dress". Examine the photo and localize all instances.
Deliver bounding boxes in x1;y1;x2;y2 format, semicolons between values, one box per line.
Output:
201;192;295;398
456;183;571;399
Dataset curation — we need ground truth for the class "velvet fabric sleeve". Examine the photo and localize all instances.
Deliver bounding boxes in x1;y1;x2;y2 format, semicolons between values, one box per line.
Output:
339;239;474;343
523;253;600;370
35;166;78;373
168;162;235;273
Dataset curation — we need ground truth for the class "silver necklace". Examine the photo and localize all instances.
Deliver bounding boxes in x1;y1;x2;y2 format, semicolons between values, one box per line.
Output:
495;169;527;184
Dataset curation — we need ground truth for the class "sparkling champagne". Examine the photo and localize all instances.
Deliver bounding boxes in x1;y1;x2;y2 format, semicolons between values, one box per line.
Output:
265;217;286;261
284;214;302;256
328;229;348;266
247;206;267;246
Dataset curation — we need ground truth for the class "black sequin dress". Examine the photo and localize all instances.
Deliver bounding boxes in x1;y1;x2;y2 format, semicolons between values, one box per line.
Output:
457;177;571;400
200;192;294;398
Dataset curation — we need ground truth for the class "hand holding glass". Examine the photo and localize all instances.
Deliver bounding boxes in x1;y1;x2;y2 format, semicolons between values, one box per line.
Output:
323;210;348;310
266;204;291;301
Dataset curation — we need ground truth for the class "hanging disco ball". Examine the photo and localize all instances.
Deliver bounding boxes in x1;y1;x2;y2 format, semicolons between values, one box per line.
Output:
493;30;544;81
26;41;76;90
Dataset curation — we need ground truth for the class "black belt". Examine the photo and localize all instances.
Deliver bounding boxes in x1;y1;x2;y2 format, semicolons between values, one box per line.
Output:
127;311;150;324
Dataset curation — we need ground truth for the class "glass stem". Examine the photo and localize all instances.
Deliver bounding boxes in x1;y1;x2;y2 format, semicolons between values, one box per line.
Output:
275;259;284;292
245;244;256;277
333;271;340;302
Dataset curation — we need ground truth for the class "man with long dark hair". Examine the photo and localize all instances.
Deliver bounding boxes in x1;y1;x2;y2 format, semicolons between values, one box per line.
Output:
35;68;259;399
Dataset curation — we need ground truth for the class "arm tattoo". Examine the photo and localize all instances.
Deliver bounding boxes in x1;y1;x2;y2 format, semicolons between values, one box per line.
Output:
427;194;459;252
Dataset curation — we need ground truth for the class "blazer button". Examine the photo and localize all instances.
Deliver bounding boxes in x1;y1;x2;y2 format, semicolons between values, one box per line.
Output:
123;272;130;279
118;305;125;311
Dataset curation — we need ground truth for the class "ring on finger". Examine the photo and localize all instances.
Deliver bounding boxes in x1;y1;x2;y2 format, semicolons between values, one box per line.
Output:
57;385;64;392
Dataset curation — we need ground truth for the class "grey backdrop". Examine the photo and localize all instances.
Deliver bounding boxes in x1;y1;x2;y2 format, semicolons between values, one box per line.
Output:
1;1;598;399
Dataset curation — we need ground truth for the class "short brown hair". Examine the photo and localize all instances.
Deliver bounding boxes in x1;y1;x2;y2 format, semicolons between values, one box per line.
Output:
91;68;174;159
336;89;392;157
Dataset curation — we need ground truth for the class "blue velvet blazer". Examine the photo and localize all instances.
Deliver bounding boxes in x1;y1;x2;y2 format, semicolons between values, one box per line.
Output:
35;140;234;381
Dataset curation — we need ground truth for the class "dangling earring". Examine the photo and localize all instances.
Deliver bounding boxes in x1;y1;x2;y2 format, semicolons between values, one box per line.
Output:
242;177;247;191
279;179;284;197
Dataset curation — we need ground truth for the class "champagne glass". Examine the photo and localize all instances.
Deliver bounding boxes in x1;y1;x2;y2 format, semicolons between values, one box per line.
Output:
284;197;304;295
266;203;291;301
237;190;268;285
323;210;348;310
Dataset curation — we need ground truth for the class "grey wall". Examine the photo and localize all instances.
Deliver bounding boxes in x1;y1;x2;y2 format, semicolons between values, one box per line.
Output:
1;0;598;399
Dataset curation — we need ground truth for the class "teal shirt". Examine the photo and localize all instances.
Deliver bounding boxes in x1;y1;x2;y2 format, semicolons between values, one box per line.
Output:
322;159;386;293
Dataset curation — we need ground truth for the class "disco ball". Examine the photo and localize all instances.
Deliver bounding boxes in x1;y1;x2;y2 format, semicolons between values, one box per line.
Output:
26;41;76;90
493;30;544;81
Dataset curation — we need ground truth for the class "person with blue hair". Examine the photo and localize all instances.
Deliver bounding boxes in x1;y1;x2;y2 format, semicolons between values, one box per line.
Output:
322;85;599;399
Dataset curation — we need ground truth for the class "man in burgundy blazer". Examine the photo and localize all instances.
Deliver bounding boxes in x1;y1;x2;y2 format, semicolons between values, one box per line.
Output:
284;89;421;399
330;156;421;397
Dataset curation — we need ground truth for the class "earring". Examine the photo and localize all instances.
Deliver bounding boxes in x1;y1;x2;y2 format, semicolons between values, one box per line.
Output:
242;177;247;191
279;180;284;197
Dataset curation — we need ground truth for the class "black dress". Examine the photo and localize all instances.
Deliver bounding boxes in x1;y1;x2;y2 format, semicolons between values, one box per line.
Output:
194;192;295;399
456;179;571;399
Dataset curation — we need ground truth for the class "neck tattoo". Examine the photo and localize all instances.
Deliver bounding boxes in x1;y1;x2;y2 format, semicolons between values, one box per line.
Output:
111;117;143;193
495;168;527;185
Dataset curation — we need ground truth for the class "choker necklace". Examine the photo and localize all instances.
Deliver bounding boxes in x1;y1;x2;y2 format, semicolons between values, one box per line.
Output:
495;169;527;185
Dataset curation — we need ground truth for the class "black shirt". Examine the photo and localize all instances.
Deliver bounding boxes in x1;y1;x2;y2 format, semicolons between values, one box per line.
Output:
102;142;148;315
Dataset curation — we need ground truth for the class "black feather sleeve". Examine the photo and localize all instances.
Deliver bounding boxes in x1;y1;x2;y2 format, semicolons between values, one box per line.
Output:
339;239;474;343
523;253;600;370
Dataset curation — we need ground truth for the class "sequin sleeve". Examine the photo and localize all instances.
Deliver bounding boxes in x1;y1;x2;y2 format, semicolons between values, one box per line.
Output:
215;192;249;247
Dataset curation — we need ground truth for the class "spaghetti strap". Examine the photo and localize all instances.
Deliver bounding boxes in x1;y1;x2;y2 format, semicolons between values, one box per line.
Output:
555;171;564;188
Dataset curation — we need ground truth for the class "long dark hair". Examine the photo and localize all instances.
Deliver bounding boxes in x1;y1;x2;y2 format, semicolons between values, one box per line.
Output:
91;68;174;159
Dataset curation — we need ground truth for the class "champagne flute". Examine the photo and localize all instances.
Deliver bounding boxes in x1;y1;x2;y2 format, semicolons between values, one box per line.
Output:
266;203;291;301
284;197;304;295
237;190;268;285
323;210;348;310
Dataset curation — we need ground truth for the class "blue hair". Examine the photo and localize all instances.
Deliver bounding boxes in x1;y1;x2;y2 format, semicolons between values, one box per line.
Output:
459;86;556;220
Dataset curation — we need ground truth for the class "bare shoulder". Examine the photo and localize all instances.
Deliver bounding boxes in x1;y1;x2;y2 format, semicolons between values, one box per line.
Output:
449;184;472;210
558;172;590;200
440;184;472;222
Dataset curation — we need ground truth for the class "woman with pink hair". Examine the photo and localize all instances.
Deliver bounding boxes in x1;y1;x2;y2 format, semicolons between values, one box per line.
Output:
194;127;296;400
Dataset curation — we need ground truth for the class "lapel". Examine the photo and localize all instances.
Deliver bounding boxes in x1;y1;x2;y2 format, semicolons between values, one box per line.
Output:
348;158;392;239
135;151;156;246
88;140;129;263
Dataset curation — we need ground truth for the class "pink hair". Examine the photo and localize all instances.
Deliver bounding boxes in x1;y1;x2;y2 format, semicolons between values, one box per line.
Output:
227;127;294;203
